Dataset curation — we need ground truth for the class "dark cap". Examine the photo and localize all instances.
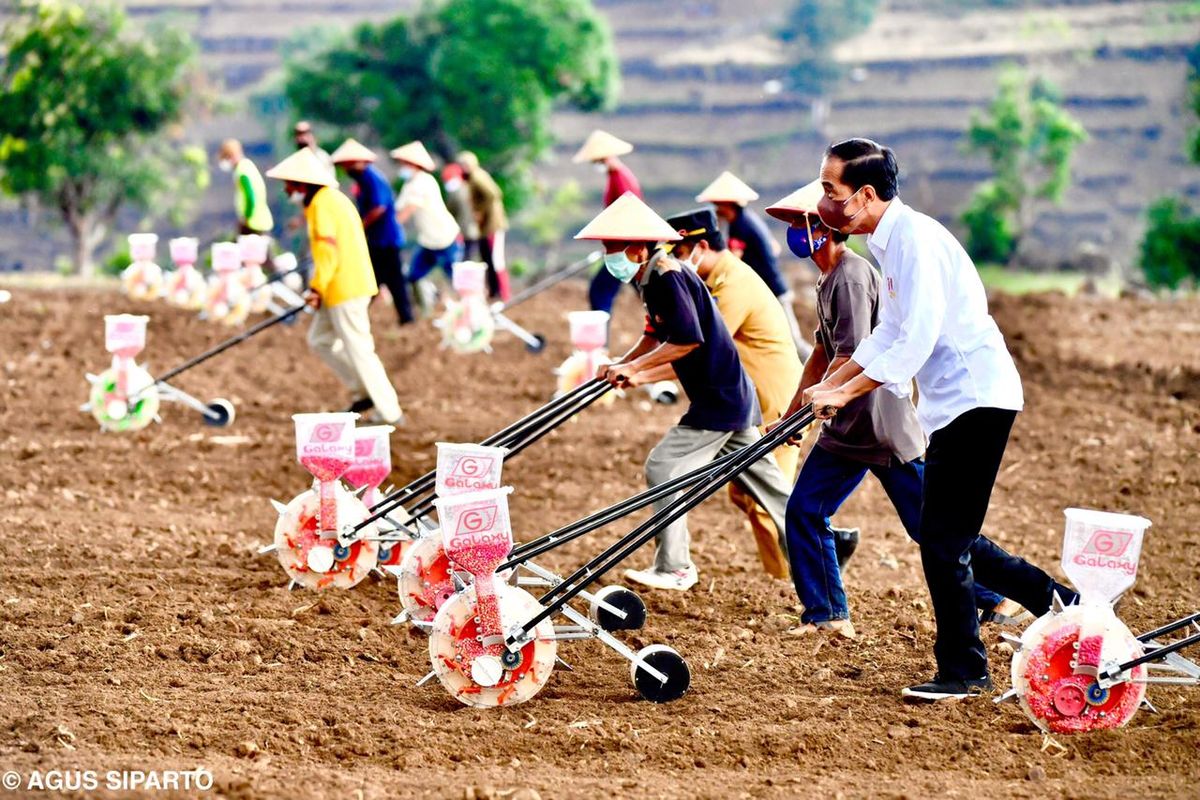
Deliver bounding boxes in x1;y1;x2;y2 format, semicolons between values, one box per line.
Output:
664;207;724;251
665;207;719;242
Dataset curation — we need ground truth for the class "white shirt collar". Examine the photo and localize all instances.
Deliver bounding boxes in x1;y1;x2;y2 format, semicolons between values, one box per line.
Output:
866;197;905;261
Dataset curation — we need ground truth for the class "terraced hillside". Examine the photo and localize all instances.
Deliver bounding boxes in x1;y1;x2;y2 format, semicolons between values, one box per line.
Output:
1;0;1197;273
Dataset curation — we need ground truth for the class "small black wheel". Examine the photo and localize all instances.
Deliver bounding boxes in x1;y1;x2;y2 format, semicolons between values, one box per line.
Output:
631;645;691;703
202;398;236;427
589;585;646;632
525;334;547;354
651;384;678;405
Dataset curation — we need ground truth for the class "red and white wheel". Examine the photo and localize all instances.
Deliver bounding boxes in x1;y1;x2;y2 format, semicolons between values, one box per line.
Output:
428;583;557;708
1011;604;1146;734
273;486;379;590
395;534;456;623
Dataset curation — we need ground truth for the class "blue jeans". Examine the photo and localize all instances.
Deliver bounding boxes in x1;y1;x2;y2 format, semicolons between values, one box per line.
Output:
407;241;464;283
785;444;1005;624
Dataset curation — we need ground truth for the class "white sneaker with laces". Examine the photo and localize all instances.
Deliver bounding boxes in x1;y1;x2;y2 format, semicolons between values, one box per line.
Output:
623;564;698;591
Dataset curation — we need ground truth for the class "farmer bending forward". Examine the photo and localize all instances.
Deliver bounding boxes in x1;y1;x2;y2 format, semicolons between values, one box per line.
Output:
575;193;794;592
266;148;403;426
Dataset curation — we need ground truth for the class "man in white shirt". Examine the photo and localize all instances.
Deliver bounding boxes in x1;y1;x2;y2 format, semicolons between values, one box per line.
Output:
804;138;1077;702
391;141;463;285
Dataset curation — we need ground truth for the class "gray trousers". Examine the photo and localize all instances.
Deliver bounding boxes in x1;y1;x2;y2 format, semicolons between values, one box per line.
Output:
645;424;793;572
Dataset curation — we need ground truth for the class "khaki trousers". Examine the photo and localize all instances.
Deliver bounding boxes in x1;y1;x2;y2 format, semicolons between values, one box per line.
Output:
729;441;799;579
307;296;402;422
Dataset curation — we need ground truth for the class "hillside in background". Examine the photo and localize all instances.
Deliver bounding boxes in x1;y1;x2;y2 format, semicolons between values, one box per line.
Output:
1;0;1197;274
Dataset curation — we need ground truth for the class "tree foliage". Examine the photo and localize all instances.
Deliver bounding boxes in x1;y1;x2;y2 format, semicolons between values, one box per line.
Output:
0;0;208;275
1137;43;1200;289
778;0;879;96
960;66;1087;263
285;0;619;210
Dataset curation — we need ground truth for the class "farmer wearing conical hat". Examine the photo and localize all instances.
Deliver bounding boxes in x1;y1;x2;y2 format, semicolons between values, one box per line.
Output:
457;151;511;302
577;193;794;592
574;130;643;316
391;141;462;292
217;139;273;236
267;148;403;425
697;171;811;360
330;138;413;325
661;206;808;581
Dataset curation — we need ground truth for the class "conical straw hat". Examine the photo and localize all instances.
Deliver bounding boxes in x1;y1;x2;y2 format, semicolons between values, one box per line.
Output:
265;147;337;186
389;140;436;172
574;192;681;242
764;179;824;222
572;130;634;163
696;171;759;205
330;138;378;164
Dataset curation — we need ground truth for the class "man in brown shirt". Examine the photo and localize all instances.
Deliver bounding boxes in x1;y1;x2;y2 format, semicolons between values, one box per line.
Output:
765;181;1010;638
457;151;510;301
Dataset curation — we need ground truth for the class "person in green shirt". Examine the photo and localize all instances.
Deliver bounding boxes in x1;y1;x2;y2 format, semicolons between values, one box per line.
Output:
217;139;274;235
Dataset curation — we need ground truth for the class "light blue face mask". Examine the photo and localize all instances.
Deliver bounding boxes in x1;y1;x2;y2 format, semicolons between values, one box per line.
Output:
604;250;643;283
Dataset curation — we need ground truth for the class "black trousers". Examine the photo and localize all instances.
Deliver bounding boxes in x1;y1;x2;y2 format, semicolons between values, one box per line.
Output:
368;244;413;324
919;407;1075;680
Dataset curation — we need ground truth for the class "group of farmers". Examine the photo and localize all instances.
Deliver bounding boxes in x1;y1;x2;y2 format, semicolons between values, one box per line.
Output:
224;122;1077;703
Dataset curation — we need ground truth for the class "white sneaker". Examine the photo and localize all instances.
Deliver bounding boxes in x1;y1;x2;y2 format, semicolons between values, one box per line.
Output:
623;564;698;592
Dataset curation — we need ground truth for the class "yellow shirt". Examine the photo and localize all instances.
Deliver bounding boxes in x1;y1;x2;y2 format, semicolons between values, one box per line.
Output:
305;186;378;307
703;251;801;423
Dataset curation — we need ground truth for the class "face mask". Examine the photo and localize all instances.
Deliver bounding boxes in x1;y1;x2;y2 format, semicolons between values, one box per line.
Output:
786;220;828;259
604;250;643;283
444;178;463;192
398;166;416;181
816;186;866;233
678;246;702;271
594;162;609;174
218;159;233;173
288;190;307;206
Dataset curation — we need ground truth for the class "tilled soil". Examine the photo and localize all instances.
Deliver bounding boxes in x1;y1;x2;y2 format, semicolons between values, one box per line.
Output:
1;282;1198;799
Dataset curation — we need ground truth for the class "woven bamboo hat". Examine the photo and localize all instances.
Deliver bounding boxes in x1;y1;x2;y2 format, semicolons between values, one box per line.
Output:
389;140;436;172
330;138;377;164
265;147;337;187
696;171;759;205
572;130;634;163
764;180;824;223
574;192;681;242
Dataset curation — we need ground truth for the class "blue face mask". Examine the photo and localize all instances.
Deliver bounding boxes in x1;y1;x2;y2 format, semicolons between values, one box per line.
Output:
604;250;643;283
786;222;829;259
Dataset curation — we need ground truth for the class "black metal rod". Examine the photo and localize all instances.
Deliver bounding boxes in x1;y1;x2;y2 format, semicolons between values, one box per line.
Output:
353;379;610;531
1104;628;1200;678
405;381;614;521
152;302;307;386
1137;611;1200;644
500;446;748;570
500;251;602;311
509;406;816;643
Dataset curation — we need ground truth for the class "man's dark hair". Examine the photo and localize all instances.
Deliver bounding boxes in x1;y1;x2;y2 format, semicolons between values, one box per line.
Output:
831;230;849;243
825;138;899;201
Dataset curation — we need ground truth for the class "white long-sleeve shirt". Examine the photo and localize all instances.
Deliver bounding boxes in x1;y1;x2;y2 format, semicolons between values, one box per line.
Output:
851;198;1023;436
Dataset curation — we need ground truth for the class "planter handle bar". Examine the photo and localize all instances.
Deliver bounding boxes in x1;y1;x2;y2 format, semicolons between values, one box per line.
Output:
500;251;603;311
508;404;817;645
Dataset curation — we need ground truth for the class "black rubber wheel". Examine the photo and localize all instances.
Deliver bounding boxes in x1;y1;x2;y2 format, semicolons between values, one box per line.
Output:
202;398;236;427
525;334;547;354
653;387;678;405
590;585;647;632
632;645;691;703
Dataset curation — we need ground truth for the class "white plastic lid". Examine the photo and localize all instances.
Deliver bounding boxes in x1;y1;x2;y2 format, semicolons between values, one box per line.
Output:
435;441;507;497
292;412;358;463
104;314;149;355
128;233;158;262
169;237;199;264
212;242;241;274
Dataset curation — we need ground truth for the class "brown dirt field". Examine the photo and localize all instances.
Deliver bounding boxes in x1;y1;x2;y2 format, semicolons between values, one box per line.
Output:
1;282;1198;799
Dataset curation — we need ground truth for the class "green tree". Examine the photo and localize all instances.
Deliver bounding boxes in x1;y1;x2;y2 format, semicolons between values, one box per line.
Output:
778;0;879;96
285;0;618;210
1137;42;1200;289
961;66;1088;263
0;1;208;276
